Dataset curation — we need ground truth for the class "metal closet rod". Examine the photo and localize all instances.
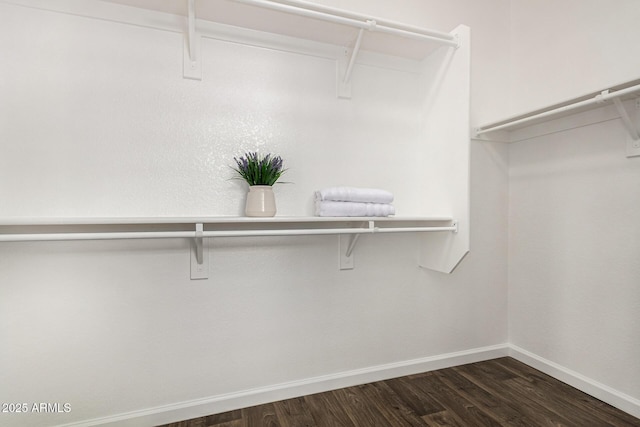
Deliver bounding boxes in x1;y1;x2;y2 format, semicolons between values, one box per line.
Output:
0;225;457;242
476;82;640;135
229;0;458;46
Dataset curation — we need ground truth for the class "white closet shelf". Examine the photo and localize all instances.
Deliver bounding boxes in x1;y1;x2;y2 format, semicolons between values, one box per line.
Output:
0;216;457;276
0;215;453;227
7;0;460;73
100;0;459;57
224;0;458;47
474;79;640;144
0;215;456;241
175;0;460;86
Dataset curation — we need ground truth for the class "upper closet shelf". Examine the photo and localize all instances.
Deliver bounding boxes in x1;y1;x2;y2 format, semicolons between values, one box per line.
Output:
475;79;640;145
177;0;460;89
226;0;459;47
167;0;460;58
6;0;462;94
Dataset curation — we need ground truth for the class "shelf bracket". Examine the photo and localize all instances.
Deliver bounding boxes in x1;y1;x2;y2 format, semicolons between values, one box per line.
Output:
338;221;375;269
339;233;360;270
618;97;640;158
190;223;208;280
195;223;204;264
183;0;202;80
612;97;640;141
337;20;374;99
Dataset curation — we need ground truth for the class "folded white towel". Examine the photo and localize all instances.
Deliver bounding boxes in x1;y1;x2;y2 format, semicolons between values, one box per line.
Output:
315;187;394;204
315;201;395;217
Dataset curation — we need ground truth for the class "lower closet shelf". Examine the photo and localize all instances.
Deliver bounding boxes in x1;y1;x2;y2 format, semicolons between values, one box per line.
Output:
0;216;458;276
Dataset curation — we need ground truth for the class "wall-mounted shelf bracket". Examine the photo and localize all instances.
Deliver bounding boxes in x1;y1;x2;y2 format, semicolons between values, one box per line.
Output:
183;0;202;80
336;50;351;99
195;223;204;264
339;233;361;270
337;21;373;99
612;96;640;139
190;223;208;280
616;97;640;157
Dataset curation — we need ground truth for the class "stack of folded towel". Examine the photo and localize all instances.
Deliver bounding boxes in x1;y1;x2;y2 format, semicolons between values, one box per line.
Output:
314;187;395;217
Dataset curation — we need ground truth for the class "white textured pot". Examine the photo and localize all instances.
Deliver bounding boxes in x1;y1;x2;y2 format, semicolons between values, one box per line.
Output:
245;185;276;217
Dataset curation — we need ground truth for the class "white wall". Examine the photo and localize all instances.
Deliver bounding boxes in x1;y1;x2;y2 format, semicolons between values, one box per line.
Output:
509;120;640;401
0;1;509;426
509;0;640;115
508;0;640;416
312;0;513;125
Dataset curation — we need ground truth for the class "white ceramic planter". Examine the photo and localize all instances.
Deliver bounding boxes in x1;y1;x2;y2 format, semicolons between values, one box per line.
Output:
245;185;276;217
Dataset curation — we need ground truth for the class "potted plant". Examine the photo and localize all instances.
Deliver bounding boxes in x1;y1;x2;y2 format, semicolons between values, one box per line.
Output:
232;152;286;217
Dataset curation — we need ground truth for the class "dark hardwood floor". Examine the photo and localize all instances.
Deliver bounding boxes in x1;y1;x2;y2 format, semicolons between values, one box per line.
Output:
158;357;640;426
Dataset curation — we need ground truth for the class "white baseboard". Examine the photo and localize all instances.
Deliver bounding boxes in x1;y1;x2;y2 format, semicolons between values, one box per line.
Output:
508;344;640;419
57;344;640;426
58;344;509;427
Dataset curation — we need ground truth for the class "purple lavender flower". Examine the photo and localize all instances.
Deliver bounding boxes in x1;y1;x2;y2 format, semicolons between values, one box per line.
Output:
231;151;286;186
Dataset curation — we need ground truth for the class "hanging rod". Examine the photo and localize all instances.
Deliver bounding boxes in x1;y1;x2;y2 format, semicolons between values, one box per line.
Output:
0;218;458;275
228;0;459;47
0;224;457;243
475;82;640;136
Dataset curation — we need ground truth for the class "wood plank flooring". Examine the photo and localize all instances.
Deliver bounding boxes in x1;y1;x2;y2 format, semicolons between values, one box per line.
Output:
158;357;640;427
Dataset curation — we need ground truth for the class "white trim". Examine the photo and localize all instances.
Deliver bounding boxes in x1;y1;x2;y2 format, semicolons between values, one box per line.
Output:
55;344;509;427
39;344;640;426
508;344;640;419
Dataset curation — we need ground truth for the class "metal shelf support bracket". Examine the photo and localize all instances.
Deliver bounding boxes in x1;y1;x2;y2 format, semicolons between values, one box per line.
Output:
339;233;360;270
337;20;374;99
183;0;202;80
612;96;640;141
339;234;357;270
190;223;208;280
195;223;204;264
